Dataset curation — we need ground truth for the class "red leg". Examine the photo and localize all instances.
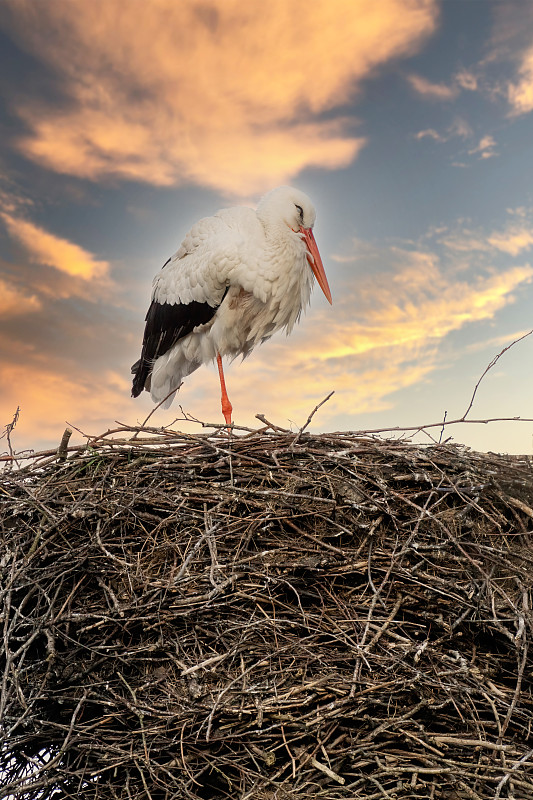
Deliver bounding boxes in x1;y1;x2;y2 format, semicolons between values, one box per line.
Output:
216;352;233;426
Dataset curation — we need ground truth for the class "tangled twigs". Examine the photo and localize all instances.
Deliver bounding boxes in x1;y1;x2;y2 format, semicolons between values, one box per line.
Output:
1;406;20;469
1;430;533;799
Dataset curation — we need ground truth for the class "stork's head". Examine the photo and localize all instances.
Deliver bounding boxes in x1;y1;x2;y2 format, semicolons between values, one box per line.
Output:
257;186;332;304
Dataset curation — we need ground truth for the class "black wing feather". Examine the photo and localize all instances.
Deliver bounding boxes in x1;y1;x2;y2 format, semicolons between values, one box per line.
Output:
131;292;227;398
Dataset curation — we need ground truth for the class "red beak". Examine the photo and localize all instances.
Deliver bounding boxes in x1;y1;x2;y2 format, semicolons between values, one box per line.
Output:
300;227;332;305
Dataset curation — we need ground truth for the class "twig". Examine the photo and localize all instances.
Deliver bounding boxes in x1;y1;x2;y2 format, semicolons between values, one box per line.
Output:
461;329;533;420
132;384;182;437
291;391;335;447
1;407;20;470
494;747;533;799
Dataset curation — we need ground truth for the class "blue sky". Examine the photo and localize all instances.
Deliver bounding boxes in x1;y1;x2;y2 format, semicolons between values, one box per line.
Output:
1;0;533;455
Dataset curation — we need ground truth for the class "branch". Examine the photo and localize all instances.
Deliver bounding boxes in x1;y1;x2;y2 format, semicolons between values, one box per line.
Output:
461;329;533;420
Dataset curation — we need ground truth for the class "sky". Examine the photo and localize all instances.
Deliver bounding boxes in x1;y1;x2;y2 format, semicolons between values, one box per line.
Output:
1;0;533;456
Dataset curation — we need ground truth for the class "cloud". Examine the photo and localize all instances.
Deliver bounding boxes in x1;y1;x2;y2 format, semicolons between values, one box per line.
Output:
0;362;131;450
0;209;115;306
415;128;445;142
449;118;474;139
1;0;438;195
468;135;498;159
507;47;533;115
1;213;109;281
442;210;533;256
0;277;41;317
455;69;478;92
465;329;532;354
407;73;458;100
486;3;533;116
488;228;533;256
414;117;472;145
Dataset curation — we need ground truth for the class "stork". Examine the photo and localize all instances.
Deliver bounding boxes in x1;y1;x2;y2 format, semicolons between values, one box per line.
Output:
131;186;332;424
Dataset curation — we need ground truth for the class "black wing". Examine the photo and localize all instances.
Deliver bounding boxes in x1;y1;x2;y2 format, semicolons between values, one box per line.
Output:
131;293;227;397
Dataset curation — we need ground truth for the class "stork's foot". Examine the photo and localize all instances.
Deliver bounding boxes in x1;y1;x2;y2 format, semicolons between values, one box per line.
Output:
221;397;233;427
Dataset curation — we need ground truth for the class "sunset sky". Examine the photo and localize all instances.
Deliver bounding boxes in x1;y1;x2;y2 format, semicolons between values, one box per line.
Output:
2;0;533;455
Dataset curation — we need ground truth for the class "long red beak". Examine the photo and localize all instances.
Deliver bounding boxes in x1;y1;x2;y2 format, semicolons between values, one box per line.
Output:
300;226;332;304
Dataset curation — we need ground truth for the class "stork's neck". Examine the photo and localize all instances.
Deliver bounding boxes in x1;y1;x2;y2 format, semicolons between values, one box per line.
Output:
261;221;306;273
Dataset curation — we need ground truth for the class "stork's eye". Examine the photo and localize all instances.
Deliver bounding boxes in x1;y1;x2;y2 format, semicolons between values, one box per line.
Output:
295;204;304;222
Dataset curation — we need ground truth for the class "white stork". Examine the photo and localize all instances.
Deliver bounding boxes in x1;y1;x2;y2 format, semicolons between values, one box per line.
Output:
131;186;332;424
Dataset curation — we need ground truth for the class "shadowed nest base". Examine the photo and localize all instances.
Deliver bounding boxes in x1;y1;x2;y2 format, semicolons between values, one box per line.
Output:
1;429;533;799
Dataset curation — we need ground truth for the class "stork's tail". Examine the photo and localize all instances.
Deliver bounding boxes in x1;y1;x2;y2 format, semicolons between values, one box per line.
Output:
131;358;150;398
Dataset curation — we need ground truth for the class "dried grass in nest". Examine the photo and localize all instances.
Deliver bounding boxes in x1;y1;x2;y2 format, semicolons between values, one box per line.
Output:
1;426;533;799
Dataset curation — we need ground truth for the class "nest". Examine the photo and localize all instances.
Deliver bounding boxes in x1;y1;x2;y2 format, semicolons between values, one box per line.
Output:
1;426;533;799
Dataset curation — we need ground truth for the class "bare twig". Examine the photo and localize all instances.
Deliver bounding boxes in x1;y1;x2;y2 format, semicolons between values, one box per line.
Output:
461;329;533;420
291;390;335;447
1;407;20;470
132;383;183;437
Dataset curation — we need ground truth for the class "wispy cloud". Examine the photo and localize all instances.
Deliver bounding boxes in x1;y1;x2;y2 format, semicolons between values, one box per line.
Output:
0;277;41;317
507;47;533;115
1;0;439;195
407;73;459;100
488;227;533;256
468;134;498;159
465;329;531;354
0;362;131;447
414;117;472;144
1;212;110;281
415;128;446;142
455;69;478;92
441;208;533;256
486;2;533;116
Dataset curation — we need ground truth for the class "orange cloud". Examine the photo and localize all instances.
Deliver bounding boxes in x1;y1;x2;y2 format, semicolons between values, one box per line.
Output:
2;0;438;194
1;212;110;281
0;277;41;316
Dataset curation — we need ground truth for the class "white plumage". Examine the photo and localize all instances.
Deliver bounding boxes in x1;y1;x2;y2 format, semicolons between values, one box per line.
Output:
131;186;332;423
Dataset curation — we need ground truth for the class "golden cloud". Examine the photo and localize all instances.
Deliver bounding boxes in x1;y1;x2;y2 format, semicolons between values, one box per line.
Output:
1;212;110;281
3;0;438;194
284;261;533;365
488;227;533;256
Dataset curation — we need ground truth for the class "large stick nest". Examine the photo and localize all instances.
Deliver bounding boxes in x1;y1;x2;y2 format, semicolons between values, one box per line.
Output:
1;428;533;799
